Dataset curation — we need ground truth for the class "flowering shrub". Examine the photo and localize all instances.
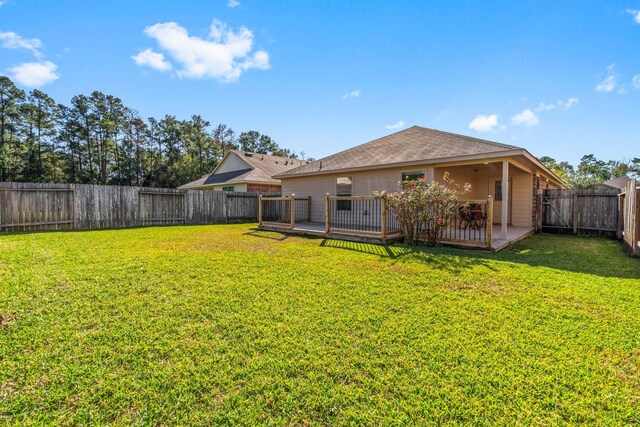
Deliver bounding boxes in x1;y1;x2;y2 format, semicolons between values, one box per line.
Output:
387;172;470;246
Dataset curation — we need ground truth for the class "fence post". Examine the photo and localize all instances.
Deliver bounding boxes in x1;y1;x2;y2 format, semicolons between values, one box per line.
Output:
307;196;312;223
381;194;388;240
486;195;493;249
258;195;263;226
573;194;579;235
71;187;77;230
635;187;640;257
325;193;330;233
290;194;295;228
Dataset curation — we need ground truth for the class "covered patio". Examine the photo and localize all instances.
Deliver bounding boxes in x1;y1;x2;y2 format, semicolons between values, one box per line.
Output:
258;193;534;251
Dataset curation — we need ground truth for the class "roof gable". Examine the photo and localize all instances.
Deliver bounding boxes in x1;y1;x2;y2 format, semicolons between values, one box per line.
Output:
179;150;307;189
213;151;252;174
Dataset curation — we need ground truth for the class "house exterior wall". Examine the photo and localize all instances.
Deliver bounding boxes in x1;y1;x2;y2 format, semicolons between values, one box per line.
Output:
511;172;532;227
281;159;540;226
247;183;281;194
200;183;248;192
282;165;436;222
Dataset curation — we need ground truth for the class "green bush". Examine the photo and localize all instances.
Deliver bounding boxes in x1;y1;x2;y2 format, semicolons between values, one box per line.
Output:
387;172;470;245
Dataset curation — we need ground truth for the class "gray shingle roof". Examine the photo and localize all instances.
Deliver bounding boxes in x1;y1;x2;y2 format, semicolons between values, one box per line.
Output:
275;126;521;178
598;176;631;190
180;150;307;189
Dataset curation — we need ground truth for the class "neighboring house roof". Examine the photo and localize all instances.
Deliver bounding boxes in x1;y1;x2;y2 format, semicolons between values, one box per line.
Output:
179;150;305;189
274;126;562;185
598;176;631;190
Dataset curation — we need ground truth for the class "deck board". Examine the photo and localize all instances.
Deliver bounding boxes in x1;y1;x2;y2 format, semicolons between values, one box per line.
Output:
260;222;534;251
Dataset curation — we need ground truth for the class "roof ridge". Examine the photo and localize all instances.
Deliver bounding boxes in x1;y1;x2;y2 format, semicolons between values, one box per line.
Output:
229;149;298;162
411;126;519;150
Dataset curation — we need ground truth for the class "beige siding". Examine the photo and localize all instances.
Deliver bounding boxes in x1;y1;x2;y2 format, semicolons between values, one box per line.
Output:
213;183;247;192
281;165;437;223
282;165;434;222
434;167;495;199
282;155;551;226
511;173;532;226
282;159;536;226
194;183;249;192
216;153;251;173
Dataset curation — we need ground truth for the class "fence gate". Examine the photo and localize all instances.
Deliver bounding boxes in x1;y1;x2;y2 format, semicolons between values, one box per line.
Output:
540;188;620;236
138;191;186;226
225;193;259;223
621;180;640;257
0;187;75;231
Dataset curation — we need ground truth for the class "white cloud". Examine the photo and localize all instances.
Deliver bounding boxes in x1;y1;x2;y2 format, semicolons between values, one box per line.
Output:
138;19;270;83
595;75;617;93
132;48;172;71
0;31;43;57
8;61;59;87
227;0;240;8
534;102;556;112
468;114;499;132
511;109;539;128
595;64;621;93
436;110;449;121
632;75;640;89
342;89;360;100
627;9;640;24
557;97;579;110
385;120;405;130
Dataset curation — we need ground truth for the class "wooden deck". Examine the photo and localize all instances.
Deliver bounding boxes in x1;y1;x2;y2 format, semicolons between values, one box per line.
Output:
259;222;534;251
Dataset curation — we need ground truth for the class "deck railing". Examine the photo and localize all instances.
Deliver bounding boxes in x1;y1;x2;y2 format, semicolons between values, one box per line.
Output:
440;197;493;248
259;196;292;227
325;194;400;240
259;194;493;247
259;194;311;228
294;197;311;223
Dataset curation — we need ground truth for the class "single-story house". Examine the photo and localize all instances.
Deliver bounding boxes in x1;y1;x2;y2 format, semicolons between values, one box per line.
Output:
179;150;305;193
266;126;564;248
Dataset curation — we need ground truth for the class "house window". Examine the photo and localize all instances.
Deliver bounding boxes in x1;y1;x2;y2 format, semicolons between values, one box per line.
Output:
336;176;352;211
494;181;502;201
222;186;235;192
402;171;425;182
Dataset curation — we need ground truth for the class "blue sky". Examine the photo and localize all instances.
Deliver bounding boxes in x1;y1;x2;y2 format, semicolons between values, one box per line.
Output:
1;0;638;164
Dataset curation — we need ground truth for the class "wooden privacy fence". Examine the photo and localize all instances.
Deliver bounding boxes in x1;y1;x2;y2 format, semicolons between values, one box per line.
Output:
620;180;640;257
537;187;620;237
0;182;269;232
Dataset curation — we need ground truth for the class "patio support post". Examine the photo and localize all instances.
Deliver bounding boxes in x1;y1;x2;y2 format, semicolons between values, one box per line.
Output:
290;194;295;228
325;193;330;233
502;161;509;241
258;195;263;226
486;195;493;248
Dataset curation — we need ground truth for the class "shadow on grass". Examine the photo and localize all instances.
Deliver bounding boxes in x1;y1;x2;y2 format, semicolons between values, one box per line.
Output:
319;234;640;279
243;229;290;241
491;234;640;279
319;238;496;274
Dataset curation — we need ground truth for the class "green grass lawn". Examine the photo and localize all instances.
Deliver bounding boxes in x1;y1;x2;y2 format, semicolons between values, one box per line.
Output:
1;224;639;425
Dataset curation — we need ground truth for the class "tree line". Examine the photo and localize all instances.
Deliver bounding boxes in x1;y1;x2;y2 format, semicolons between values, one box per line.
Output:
0;76;308;188
540;154;640;188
